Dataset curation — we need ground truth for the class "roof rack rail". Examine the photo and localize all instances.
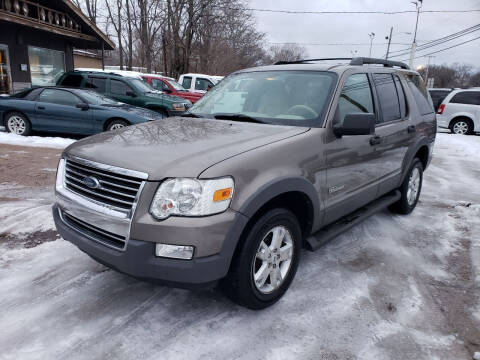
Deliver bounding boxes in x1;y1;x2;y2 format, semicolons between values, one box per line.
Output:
274;57;409;69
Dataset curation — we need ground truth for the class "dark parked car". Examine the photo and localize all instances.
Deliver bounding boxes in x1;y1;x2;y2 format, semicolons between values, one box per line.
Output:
428;88;453;112
57;70;191;117
1;87;164;136
53;58;436;309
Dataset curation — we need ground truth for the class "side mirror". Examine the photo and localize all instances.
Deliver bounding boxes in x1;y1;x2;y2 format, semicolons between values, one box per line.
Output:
76;103;89;110
333;113;375;137
126;90;137;97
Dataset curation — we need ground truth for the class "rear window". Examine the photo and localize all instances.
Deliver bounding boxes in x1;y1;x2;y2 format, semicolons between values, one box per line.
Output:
406;75;434;115
450;91;480;105
373;73;401;123
59;74;83;87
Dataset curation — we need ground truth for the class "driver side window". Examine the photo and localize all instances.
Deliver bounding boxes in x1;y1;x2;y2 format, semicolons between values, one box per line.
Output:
336;73;374;126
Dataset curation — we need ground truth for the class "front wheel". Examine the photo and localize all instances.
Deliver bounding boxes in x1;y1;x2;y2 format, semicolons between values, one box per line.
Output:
390;158;423;214
5;112;32;136
222;208;302;309
106;119;129;131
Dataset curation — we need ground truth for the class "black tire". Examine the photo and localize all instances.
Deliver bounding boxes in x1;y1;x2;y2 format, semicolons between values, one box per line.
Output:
222;208;302;310
4;112;32;136
450;118;473;135
390;158;423;215
106;119;129;131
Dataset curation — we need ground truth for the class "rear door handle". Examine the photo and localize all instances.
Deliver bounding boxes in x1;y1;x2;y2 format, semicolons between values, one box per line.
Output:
369;135;381;146
38;106;45;110
407;125;416;133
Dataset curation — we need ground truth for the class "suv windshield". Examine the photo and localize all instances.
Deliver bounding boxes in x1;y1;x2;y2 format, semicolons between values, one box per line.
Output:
166;79;187;91
188;71;336;126
129;78;155;93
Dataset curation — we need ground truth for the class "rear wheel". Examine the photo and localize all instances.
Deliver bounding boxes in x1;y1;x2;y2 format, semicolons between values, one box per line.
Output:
450;119;472;135
222;208;302;309
390;158;423;214
5;112;31;136
106;119;129;131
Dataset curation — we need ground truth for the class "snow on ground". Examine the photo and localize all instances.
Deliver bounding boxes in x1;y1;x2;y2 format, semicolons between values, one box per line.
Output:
0;131;76;149
0;132;479;360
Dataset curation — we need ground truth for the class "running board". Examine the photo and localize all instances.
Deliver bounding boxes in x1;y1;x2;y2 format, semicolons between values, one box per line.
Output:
305;190;401;251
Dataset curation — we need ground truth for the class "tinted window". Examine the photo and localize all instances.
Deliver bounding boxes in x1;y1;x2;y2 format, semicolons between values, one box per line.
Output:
38;89;80;106
195;78;213;91
373;73;400;123
450;91;480;105
151;79;170;91
111;79;133;96
182;76;192;89
60;74;83;87
86;77;107;93
406;75;434;115
336;73;374;126
394;75;407;118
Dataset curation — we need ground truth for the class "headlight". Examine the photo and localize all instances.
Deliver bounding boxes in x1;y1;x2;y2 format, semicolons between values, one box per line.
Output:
150;177;234;220
172;103;186;111
55;158;66;190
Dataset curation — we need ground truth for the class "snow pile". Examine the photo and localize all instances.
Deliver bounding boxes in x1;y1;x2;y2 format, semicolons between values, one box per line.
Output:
0;131;76;149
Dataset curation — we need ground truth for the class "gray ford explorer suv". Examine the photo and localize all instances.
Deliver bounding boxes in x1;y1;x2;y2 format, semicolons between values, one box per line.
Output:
53;58;436;309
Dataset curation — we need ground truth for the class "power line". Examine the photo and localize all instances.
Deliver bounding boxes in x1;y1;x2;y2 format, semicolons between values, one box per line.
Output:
243;8;480;15
268;42;411;46
400;35;480;61
388;23;480;57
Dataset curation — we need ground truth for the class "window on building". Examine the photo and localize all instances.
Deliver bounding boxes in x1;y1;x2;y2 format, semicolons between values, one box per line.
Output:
111;79;133;96
450;91;480;105
86;77;107;93
195;78;213;91
28;46;65;86
0;45;12;94
38;89;80;107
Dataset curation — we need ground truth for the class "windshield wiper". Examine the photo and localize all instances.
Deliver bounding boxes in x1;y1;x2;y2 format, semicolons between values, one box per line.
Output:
213;113;264;124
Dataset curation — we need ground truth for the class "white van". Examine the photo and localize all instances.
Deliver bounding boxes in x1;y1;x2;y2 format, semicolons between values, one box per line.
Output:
178;73;224;94
437;88;480;135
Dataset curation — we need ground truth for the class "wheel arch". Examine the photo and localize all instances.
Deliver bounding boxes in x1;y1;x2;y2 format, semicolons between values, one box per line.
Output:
449;115;475;132
103;117;130;131
400;139;431;184
3;109;31;127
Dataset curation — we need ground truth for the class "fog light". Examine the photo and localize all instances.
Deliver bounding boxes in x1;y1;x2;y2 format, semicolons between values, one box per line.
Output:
155;244;194;260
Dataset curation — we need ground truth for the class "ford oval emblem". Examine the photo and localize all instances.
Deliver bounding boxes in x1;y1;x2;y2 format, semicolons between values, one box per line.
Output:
82;176;101;189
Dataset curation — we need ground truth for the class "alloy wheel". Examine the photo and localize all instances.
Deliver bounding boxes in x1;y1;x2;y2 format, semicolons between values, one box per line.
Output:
109;123;125;131
252;225;294;294
407;167;421;206
7;116;26;135
452;121;469;135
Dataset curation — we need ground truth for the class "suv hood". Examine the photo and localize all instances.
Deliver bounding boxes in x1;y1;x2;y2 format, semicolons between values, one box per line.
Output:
65;117;309;180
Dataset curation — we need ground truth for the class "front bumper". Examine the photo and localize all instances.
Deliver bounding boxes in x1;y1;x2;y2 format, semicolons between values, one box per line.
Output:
53;203;248;288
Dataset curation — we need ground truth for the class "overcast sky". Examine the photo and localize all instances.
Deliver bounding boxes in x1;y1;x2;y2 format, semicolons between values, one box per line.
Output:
249;0;480;69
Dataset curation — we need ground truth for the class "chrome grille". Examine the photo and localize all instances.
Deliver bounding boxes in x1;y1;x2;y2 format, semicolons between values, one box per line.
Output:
62;211;126;250
64;159;143;210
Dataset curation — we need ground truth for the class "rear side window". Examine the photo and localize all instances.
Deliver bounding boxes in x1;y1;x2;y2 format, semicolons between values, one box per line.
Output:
394;75;407;118
195;78;213;91
38;89;80;107
373;73;401;123
406;75;434;115
450;91;480;105
86;77;107;93
60;74;83;87
336;73;374;126
111;79;133;96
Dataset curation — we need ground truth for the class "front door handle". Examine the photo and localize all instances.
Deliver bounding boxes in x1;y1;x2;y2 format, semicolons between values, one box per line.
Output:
369;135;381;146
407;125;416;133
38;106;45;110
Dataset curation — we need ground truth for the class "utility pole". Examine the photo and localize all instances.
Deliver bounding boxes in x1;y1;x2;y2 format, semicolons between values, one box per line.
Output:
409;0;423;68
368;32;375;58
385;27;393;59
424;55;434;85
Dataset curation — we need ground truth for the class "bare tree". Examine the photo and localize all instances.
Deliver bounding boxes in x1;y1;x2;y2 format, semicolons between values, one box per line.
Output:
105;0;124;69
268;44;308;63
73;0;99;24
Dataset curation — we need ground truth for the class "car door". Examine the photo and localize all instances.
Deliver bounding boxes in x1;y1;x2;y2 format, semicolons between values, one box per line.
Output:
109;78;140;106
323;72;380;225
371;73;414;196
34;88;93;133
85;76;107;95
194;77;214;93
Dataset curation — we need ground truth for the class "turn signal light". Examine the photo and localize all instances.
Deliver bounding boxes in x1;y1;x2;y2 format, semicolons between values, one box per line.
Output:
213;188;232;202
437;104;445;115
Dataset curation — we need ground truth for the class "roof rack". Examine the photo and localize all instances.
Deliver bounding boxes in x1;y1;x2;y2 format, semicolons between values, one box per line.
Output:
274;57;409;70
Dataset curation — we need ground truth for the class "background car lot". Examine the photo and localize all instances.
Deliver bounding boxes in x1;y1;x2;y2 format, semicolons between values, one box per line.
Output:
0;129;479;359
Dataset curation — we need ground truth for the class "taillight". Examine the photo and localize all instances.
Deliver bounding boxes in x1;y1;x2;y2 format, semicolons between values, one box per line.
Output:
437;104;445;115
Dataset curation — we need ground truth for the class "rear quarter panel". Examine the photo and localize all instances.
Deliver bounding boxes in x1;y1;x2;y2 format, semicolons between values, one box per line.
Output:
0;99;37;128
